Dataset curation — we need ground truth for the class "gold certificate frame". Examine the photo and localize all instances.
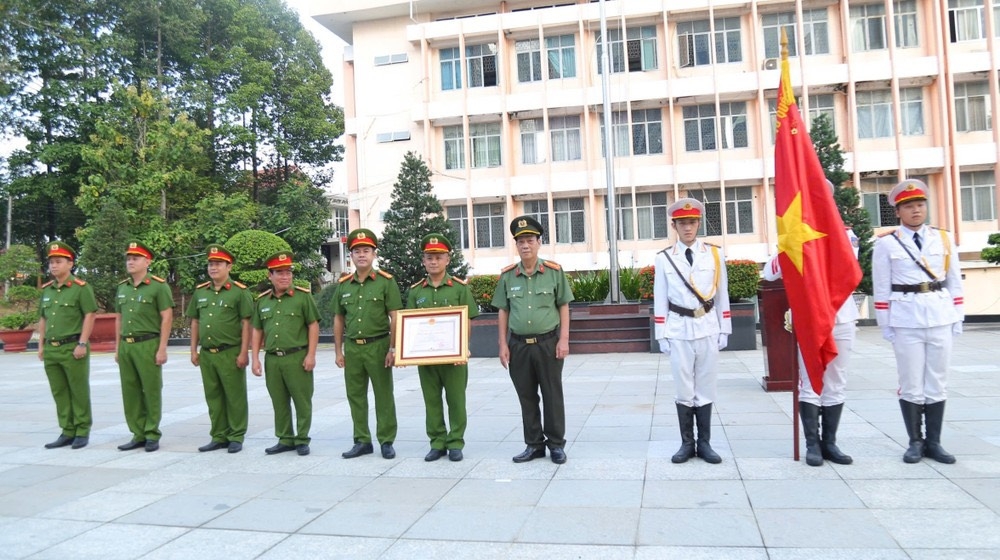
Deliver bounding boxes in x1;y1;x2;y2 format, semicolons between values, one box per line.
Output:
394;307;469;366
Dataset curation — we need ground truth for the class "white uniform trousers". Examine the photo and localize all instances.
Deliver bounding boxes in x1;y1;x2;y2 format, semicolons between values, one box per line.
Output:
893;325;952;404
669;336;718;407
797;321;856;407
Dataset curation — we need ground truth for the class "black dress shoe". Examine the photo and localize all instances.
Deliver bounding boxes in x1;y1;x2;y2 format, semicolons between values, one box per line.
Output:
425;448;447;462
118;440;146;451
342;442;373;459
198;441;227;452
145;440;160;452
45;434;74;449
448;448;463;462
381;443;396;459
265;443;295;455
512;446;546;463
228;442;243;454
549;447;567;464
296;444;310;456
71;436;89;449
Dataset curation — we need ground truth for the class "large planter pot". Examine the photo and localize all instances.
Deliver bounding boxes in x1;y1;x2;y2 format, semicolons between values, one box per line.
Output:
470;313;499;358
0;329;34;352
89;312;118;352
726;300;758;351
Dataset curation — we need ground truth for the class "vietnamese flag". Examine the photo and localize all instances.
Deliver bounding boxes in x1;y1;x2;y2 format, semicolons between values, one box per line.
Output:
773;34;861;394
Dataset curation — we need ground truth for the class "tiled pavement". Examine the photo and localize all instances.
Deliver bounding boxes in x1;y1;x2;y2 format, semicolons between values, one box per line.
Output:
1;324;999;559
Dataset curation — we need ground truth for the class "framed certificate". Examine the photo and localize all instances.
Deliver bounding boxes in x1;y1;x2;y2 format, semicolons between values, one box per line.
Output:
394;307;469;366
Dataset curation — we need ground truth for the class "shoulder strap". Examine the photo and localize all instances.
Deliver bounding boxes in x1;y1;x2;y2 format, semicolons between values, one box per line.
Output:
659;249;709;306
890;231;939;281
938;229;951;274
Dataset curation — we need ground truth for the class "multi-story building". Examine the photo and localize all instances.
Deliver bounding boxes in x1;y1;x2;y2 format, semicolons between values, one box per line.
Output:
309;0;1000;311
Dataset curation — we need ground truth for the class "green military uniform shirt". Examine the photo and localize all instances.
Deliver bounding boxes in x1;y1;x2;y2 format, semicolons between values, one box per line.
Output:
333;270;403;338
116;275;174;336
491;259;573;335
186;279;254;347
407;274;480;320
252;287;320;352
40;275;98;340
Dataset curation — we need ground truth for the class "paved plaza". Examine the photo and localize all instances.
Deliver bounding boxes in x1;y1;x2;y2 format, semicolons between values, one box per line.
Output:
1;324;999;559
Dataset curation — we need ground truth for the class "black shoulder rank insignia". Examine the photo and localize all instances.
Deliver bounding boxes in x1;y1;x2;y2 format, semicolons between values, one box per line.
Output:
377;269;393;279
196;281;211;289
501;263;518;273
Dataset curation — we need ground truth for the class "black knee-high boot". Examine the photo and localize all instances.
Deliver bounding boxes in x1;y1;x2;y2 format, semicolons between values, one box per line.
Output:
923;401;956;464
672;404;696;463
799;402;823;467
694;404;721;464
899;400;925;463
820;403;853;465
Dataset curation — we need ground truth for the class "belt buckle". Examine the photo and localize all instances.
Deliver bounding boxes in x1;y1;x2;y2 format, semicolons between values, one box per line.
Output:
693;306;706;318
208;348;219;354
125;337;135;344
50;341;61;347
356;338;366;345
918;282;930;293
525;337;537;344
274;350;286;357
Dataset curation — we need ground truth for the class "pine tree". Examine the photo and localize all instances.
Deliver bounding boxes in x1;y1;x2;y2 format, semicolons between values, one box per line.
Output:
378;151;469;299
811;113;875;294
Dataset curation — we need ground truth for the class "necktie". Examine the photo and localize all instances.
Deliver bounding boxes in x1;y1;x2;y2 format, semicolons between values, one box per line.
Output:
913;233;922;250
686;248;694;266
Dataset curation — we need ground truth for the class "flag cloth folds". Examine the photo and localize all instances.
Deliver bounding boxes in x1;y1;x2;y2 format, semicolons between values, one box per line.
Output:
773;38;861;394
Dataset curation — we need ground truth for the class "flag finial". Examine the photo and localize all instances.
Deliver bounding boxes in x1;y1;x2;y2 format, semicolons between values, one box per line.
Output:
780;27;789;61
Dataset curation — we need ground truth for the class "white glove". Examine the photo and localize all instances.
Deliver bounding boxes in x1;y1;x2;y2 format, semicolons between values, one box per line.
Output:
881;327;895;342
657;338;671;354
952;322;963;336
718;334;729;350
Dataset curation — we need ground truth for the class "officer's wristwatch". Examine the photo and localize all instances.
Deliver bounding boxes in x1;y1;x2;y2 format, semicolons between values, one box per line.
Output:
77;342;88;347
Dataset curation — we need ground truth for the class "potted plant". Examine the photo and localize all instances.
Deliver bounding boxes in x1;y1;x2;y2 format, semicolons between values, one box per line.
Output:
467;274;500;357
0;285;41;352
726;259;761;351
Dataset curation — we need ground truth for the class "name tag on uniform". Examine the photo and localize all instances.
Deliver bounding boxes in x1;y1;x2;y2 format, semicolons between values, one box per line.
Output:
43;296;51;302
340;292;352;298
511;286;522;292
416;297;426;305
260;307;271;313
198;297;208;303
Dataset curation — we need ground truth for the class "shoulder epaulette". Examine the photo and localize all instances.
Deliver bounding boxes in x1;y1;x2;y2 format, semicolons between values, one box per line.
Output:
543;261;562;271
295;285;311;294
877;229;898;238
452;276;468;285
73;278;87;286
233;281;247;289
118;278;129;285
150;275;166;283
41;280;53;288
930;226;950;232
338;273;352;283
377;269;393;279
410;280;424;289
256;289;272;300
659;246;674;255
704;242;720;248
196;281;211;289
501;263;518;273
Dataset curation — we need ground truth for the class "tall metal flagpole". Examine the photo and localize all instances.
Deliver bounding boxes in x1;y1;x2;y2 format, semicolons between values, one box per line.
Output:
599;0;621;302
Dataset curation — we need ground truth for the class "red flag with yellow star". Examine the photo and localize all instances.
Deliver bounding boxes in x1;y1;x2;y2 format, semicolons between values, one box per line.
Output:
774;36;861;394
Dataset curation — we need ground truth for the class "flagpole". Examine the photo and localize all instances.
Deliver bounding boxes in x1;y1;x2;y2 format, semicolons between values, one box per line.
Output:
598;0;621;303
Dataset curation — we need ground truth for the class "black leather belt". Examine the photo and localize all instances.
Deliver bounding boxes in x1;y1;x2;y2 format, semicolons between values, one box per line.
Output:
203;344;235;354
46;335;80;347
350;333;389;345
892;281;943;294
510;329;558;344
669;299;715;318
266;346;306;357
121;333;158;343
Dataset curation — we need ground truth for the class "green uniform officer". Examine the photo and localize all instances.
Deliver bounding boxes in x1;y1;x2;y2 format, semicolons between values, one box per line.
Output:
334;228;403;460
492;216;574;465
251;252;319;456
406;233;479;462
115;241;174;453
187;244;254;454
37;241;98;450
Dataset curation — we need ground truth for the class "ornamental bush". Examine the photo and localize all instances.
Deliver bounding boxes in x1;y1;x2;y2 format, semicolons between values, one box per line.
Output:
225;230;292;291
726;259;761;301
468;275;499;313
571;270;609;302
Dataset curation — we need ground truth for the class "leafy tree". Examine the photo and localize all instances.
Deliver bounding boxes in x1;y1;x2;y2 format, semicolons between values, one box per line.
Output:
225;229;291;291
379;152;469;299
257;173;332;286
77;201;132;310
811;114;874;294
982;233;1000;265
0;244;41;286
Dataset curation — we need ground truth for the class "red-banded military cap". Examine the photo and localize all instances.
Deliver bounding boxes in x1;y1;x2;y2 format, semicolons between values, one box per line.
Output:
125;241;153;260
265;252;293;270
47;241;76;261
205;243;234;263
509;215;544;238
347;228;378;249
889;179;928;207
667;198;704;220
421;233;451;253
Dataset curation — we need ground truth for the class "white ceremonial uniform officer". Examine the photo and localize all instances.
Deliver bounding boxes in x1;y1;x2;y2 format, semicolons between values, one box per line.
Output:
873;179;964;464
763;180;860;466
654;198;732;464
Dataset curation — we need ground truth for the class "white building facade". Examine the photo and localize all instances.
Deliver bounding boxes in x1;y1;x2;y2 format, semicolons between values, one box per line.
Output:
309;0;1000;310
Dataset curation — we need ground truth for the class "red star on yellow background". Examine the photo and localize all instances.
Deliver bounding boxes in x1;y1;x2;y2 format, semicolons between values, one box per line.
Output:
777;192;826;274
